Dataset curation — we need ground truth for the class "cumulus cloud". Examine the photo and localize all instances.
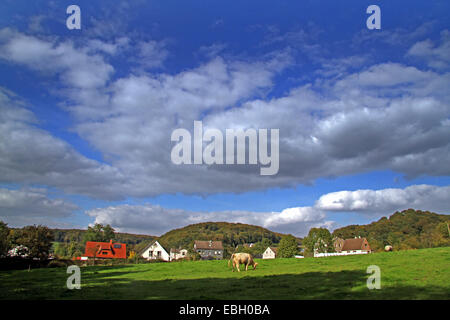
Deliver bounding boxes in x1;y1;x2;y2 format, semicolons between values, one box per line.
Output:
87;204;330;236
0;188;78;227
0;88;127;199
0;28;449;200
407;30;450;69
0;28;114;89
87;184;450;236
316;184;450;215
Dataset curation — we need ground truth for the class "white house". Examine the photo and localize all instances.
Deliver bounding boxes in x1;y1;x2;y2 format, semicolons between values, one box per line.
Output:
170;248;188;261
314;237;372;257
262;247;277;259
140;241;170;261
338;237;372;254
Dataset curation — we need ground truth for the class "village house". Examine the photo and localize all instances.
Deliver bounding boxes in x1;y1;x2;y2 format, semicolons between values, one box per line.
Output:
262;247;277;259
194;240;223;260
339;237;372;254
170;248;188;261
334;237;372;254
84;240;127;259
140;240;170;261
315;237;372;257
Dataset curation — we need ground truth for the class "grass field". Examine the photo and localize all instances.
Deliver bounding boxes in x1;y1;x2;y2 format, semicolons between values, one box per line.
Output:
1;247;449;300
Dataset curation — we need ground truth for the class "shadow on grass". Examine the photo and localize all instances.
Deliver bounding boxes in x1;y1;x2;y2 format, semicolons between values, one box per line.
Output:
3;268;447;300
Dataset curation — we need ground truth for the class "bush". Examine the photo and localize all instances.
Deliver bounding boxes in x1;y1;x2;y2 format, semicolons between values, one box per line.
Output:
47;259;74;268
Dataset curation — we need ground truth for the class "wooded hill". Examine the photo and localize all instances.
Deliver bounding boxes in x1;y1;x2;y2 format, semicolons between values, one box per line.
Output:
48;228;157;246
157;221;288;254
332;209;450;251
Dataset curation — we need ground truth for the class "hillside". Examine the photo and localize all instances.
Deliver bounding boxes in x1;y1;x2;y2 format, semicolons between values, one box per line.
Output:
332;209;450;251
157;221;288;255
49;228;157;246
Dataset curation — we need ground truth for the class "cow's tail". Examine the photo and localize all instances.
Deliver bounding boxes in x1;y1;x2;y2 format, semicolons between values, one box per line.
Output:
228;254;235;268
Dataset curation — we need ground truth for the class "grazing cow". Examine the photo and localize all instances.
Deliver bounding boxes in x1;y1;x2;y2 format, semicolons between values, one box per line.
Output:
228;253;258;272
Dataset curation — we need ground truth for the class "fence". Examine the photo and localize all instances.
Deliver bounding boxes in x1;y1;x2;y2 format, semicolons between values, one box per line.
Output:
314;251;369;258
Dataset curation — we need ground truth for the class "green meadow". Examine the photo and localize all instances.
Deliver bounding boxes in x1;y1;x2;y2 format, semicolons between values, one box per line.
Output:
1;247;448;300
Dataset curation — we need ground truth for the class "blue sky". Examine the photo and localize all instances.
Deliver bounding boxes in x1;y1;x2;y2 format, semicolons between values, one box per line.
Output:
0;0;449;236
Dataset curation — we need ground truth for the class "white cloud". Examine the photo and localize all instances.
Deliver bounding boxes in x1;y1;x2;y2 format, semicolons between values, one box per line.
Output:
0;88;127;200
0;29;449;199
407;29;450;69
86;204;329;236
0;188;77;217
316;184;450;215
0;188;79;227
0;28;114;89
86;184;449;236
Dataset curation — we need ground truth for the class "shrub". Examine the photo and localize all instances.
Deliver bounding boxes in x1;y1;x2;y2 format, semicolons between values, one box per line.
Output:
47;259;74;268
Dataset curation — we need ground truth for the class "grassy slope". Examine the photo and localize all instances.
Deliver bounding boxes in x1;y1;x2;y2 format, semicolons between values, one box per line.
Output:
0;247;448;300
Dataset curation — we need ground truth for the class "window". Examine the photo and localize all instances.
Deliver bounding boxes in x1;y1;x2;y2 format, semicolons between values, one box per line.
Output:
113;244;122;249
102;251;108;255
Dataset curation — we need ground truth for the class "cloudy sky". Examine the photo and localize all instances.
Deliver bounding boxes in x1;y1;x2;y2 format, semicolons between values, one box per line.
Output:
0;0;449;236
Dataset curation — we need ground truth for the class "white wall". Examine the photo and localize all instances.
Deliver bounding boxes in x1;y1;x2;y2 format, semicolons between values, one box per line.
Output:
141;241;170;261
314;251;369;258
262;248;276;259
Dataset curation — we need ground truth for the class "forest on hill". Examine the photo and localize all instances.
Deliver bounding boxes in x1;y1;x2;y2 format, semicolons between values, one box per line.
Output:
332;209;450;251
155;221;288;257
46;228;157;245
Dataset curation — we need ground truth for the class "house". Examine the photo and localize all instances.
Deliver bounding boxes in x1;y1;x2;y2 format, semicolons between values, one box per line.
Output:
170;248;188;261
84;240;127;259
340;237;371;254
262;247;277;259
334;237;345;252
140;240;170;261
194;240;223;260
332;237;372;254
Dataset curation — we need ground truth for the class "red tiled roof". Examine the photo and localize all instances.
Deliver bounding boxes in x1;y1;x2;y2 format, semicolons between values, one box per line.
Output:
341;238;371;251
84;240;127;259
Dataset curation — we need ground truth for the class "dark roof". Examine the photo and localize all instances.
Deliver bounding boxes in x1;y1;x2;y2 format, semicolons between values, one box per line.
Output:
194;240;223;250
341;238;370;251
269;247;278;254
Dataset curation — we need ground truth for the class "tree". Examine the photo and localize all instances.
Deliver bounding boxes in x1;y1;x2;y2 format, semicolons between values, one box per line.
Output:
83;223;115;243
277;235;298;258
0;221;10;257
303;228;334;256
16;225;54;259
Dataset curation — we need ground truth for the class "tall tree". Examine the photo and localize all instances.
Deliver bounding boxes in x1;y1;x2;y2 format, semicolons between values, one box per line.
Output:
83;223;115;243
277;235;298;258
16;225;54;259
0;221;10;257
303;227;334;256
